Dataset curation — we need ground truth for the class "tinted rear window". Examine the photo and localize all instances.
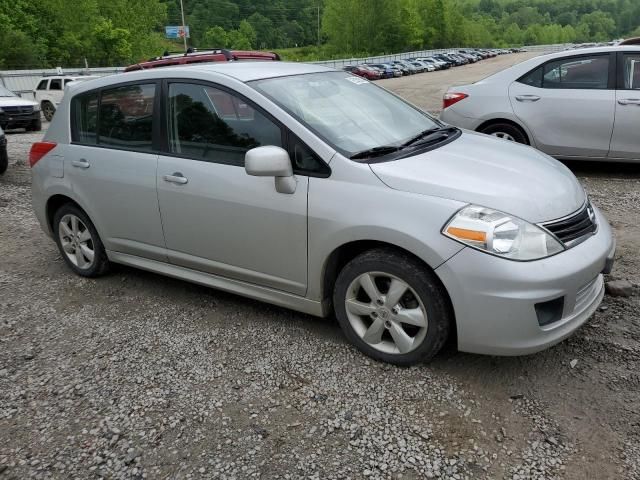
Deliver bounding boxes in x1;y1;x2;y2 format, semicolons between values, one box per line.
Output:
98;84;155;152
72;91;99;144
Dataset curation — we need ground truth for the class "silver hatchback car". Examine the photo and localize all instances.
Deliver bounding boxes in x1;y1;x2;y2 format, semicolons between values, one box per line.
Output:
30;62;615;365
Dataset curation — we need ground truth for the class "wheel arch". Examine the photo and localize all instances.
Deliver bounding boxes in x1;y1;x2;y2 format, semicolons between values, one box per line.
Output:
46;194;86;233
321;239;457;342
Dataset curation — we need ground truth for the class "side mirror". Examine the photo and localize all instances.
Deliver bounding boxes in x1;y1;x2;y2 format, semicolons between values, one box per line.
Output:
245;146;296;194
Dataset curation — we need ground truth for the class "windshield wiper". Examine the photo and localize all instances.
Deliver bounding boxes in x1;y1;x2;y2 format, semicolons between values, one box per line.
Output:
349;145;401;160
350;126;460;160
401;126;458;148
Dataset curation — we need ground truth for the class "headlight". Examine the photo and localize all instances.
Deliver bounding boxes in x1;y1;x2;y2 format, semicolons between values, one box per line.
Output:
443;205;564;261
32;104;41;112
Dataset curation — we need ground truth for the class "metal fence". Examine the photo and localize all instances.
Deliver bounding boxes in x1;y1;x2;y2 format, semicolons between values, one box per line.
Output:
0;67;124;99
0;44;571;98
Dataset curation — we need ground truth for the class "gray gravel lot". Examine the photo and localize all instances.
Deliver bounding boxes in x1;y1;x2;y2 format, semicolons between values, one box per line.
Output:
1;58;639;479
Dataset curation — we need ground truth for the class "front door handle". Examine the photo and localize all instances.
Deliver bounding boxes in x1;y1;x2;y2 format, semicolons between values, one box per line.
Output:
515;95;541;102
618;98;640;105
163;172;188;185
71;158;90;169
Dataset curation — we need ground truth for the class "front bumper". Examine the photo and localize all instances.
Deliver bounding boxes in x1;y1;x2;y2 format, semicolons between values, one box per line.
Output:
436;206;615;356
0;111;40;129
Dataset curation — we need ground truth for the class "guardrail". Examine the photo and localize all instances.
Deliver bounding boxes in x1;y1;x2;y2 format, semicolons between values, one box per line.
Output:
0;44;570;96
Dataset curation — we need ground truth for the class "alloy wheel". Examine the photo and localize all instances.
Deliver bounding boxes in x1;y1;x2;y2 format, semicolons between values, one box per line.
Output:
344;272;428;355
490;131;516;142
58;214;95;269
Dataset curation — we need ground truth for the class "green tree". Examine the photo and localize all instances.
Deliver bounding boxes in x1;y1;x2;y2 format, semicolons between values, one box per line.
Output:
90;19;132;65
203;26;229;48
238;20;257;48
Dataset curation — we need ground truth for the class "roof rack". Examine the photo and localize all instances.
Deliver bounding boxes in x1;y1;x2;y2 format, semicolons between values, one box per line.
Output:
148;48;230;62
125;48;280;72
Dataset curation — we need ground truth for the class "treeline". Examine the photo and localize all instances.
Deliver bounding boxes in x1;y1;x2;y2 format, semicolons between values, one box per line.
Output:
321;0;640;56
0;0;168;69
171;0;321;50
0;0;639;69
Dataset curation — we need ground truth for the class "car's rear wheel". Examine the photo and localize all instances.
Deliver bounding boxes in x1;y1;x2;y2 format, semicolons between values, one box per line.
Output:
333;249;452;366
53;204;110;278
42;101;55;122
479;122;528;144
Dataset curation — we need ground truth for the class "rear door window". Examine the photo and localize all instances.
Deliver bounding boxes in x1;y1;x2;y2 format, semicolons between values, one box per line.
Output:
49;79;62;90
542;55;609;89
517;66;543;87
71;91;99;145
98;83;156;152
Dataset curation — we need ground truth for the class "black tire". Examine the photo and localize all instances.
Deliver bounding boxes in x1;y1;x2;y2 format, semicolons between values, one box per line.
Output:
52;204;110;278
333;249;452;366
478;122;528;144
42;101;55;122
0;148;7;175
30;118;42;132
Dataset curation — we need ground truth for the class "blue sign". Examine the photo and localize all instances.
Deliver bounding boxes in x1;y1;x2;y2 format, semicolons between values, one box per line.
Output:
165;26;190;39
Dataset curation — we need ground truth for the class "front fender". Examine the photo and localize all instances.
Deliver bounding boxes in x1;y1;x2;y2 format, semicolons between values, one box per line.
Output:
306;171;466;302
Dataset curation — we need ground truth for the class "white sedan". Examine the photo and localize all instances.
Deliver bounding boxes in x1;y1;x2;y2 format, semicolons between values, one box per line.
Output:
440;46;640;161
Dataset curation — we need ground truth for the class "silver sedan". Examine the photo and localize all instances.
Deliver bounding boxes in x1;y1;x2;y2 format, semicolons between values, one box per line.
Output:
441;46;640;162
30;62;615;365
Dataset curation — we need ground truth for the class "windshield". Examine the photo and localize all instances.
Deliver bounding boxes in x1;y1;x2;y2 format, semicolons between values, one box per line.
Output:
0;86;16;97
251;71;441;158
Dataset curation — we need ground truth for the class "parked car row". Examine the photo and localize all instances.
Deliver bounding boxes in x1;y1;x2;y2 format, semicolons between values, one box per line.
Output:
343;48;518;80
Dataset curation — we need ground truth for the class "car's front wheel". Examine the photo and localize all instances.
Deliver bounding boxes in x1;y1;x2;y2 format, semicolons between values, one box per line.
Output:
53;204;110;277
333;249;452;366
29;119;42;132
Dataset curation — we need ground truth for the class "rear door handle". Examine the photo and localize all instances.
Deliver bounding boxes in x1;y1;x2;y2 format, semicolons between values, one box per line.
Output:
163;172;188;185
71;158;90;169
618;98;640;105
515;95;541;102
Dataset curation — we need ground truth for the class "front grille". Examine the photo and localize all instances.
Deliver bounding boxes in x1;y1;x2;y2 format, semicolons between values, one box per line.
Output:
2;106;34;115
541;203;597;247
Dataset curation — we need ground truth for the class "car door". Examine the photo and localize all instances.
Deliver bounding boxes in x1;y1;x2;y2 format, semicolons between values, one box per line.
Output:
509;53;615;158
67;82;166;261
156;81;309;296
609;52;640;160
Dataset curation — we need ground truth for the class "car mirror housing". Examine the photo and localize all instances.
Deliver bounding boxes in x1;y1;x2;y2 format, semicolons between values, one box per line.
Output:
245;146;296;194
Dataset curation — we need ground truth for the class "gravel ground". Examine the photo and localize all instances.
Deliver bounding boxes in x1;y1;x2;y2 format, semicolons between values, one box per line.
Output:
1;58;639;479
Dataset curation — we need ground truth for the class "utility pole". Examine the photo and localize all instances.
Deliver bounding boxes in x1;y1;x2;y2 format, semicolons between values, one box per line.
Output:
179;0;188;52
317;4;320;47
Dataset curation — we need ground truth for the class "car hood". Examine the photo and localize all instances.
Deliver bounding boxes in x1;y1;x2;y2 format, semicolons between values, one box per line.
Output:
369;131;585;223
0;97;37;107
